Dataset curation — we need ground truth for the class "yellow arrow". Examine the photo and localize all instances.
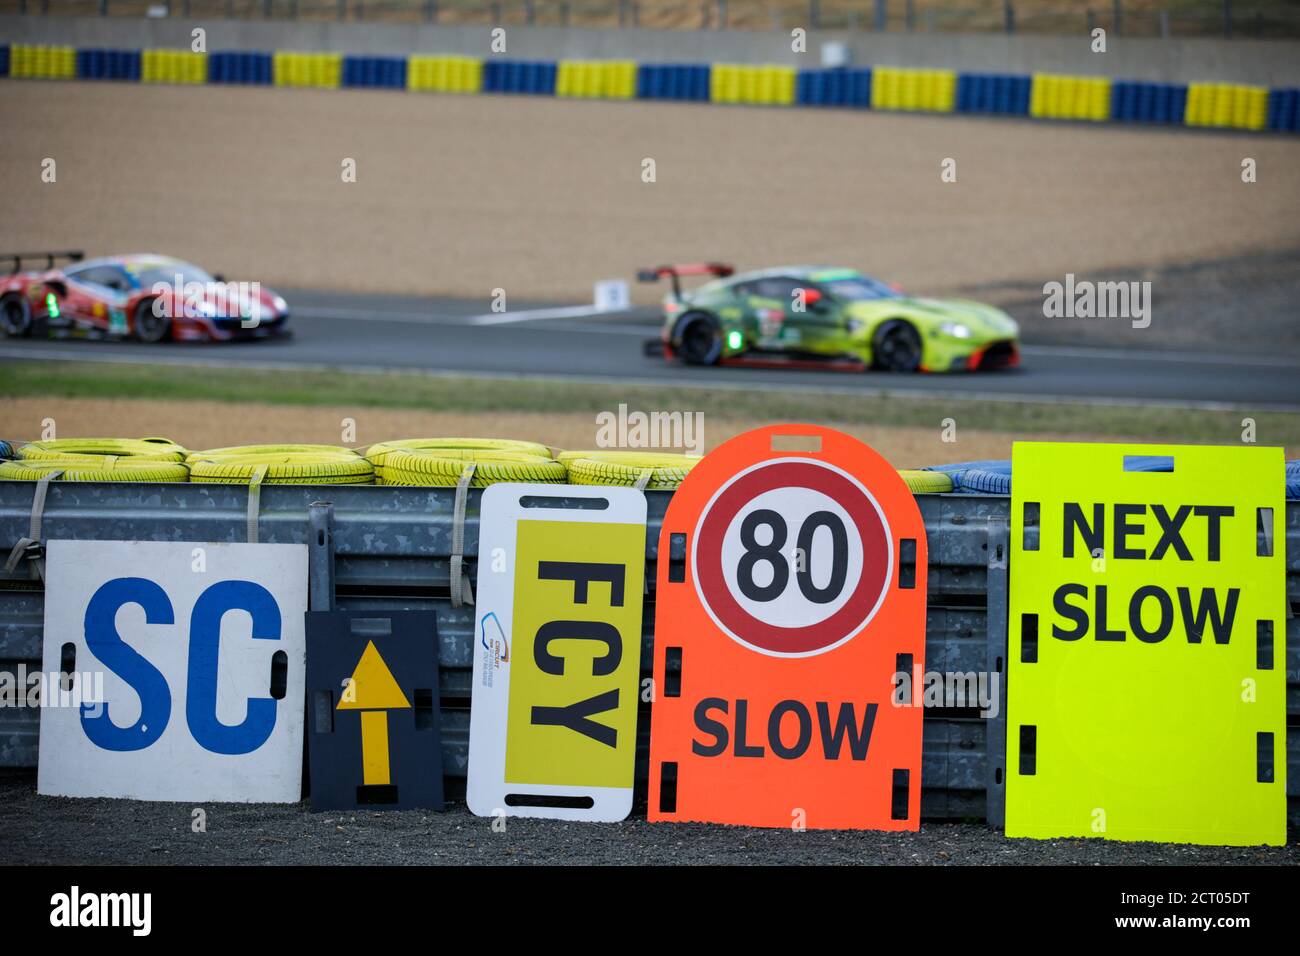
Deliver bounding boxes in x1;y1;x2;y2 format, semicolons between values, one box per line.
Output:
337;641;410;786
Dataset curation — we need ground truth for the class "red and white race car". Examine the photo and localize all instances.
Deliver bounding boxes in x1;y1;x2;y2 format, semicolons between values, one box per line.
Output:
0;251;290;343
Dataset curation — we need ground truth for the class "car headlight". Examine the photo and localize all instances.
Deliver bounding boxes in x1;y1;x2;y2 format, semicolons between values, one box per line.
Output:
272;295;287;313
939;321;973;339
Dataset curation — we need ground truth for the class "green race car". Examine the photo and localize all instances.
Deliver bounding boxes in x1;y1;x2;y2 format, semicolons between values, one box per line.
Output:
640;263;1020;373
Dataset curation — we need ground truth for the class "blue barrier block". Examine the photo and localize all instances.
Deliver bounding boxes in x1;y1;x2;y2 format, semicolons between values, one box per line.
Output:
75;48;139;82
109;49;137;80
796;70;816;106
955;74;973;111
1011;74;1031;114
691;65;709;101
1111;81;1130;120
0;45;8;78
1169;83;1188;124
957;72;1026;115
209;51;272;85
485;59;555;94
795;68;870;109
637;63;708;102
211;51;229;83
1269;88;1299;131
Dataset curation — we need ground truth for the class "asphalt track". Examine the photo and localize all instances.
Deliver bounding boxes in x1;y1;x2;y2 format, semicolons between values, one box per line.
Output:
1;289;1297;410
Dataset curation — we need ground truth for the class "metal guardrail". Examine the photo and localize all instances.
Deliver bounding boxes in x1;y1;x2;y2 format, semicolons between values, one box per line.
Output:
1;481;1295;823
3;0;1300;38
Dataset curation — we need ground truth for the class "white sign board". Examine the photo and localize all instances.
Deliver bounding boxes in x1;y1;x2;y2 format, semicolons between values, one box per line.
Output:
820;41;851;68
37;540;308;803
468;484;646;821
593;279;630;311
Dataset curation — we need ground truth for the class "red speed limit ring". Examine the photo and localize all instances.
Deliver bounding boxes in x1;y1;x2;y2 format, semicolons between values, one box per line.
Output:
648;425;927;830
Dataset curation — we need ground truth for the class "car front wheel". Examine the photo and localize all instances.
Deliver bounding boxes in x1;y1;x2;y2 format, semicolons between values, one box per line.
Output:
133;298;171;344
872;319;923;372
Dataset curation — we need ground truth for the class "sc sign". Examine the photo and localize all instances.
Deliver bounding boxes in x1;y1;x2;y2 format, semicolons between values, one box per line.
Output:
38;540;308;803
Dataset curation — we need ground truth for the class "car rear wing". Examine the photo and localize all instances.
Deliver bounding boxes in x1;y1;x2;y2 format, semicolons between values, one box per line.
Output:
636;262;734;300
2;250;84;275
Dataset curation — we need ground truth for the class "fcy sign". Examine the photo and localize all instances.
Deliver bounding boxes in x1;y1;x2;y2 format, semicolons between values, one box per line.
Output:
38;540;308;803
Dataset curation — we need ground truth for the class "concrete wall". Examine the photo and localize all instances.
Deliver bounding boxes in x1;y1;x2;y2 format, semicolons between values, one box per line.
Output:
4;14;1300;85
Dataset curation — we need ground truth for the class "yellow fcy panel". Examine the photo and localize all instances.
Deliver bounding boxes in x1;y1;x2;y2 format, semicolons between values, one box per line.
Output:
1006;442;1286;846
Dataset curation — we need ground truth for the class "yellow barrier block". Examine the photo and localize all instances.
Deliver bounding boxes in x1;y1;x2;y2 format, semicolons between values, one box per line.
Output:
273;52;341;89
871;67;897;109
141;49;207;85
554;60;637;100
607;60;636;100
407;55;482;93
11;44;76;79
710;64;737;103
1030;74;1110;121
709;64;793;106
1185;82;1265;129
870;67;955;113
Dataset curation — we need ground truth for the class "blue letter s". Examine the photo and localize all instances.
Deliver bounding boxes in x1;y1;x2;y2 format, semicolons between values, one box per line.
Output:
81;577;174;751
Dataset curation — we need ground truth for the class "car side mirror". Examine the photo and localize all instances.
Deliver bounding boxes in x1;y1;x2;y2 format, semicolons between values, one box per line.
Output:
212;273;226;283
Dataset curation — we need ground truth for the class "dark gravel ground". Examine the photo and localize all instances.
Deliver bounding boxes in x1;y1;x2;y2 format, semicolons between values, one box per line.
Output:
968;248;1300;353
1;772;1294;866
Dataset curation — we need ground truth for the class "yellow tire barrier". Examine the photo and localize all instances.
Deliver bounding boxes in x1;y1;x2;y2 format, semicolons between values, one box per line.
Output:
141;49;208;85
897;470;954;494
1029;74;1111;122
17;437;188;463
407;55;482;93
378;448;566;487
556;60;637;100
273;52;343;89
10;45;77;79
1185;82;1269;130
870;68;957;113
185;443;358;464
188;451;374;485
710;64;796;106
561;451;700;490
0;458;190;482
365;438;553;479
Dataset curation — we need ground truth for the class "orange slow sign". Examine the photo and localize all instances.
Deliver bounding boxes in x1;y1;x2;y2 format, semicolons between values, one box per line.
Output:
647;425;927;830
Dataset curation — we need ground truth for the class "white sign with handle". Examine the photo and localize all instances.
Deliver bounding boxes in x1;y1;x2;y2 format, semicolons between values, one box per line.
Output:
37;539;308;803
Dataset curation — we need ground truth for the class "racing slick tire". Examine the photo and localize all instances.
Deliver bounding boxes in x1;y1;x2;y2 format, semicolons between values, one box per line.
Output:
0;294;32;338
673;311;723;366
872;319;923;373
133;297;171;344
